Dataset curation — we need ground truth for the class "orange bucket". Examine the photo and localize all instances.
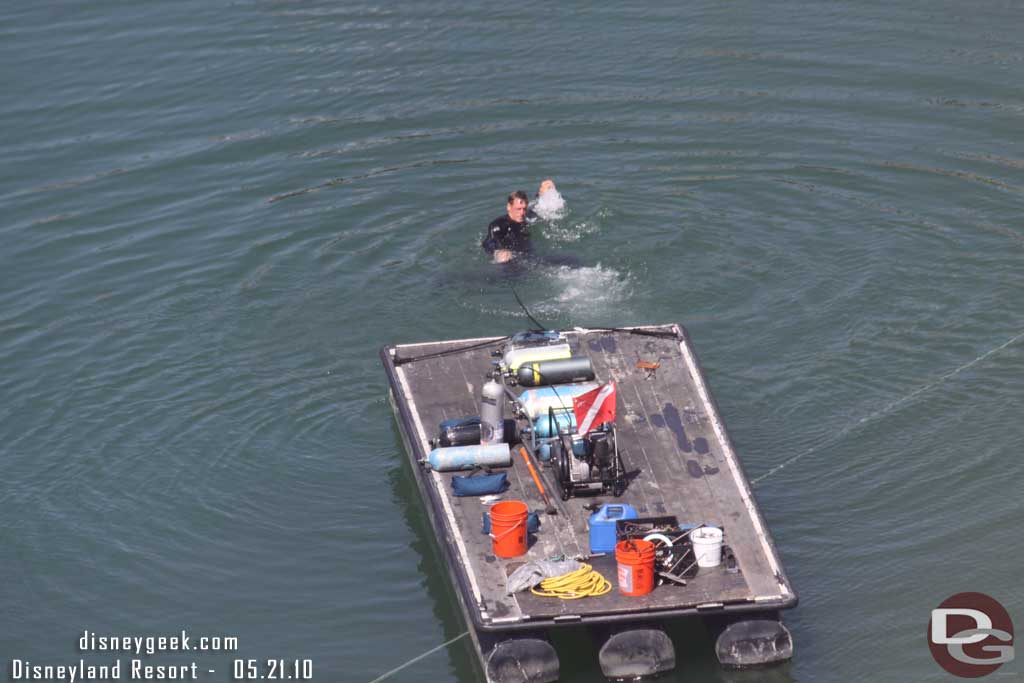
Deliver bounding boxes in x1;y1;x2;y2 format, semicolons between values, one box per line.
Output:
490;500;529;558
616;539;656;596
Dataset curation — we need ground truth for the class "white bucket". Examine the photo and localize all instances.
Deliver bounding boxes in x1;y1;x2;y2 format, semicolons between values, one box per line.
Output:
691;527;723;568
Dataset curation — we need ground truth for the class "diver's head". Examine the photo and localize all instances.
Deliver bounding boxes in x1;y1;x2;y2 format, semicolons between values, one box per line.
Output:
506;190;529;223
538;179;556;196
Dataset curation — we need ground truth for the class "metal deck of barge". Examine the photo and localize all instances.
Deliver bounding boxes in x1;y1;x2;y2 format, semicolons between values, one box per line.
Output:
381;324;797;680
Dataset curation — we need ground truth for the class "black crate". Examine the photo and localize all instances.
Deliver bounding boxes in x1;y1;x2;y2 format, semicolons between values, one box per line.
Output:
615;516;681;540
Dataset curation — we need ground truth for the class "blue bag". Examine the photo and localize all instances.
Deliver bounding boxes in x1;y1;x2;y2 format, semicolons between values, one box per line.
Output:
451;471;509;497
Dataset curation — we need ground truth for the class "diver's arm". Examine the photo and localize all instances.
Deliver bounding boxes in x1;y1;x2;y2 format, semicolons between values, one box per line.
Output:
482;219;500;254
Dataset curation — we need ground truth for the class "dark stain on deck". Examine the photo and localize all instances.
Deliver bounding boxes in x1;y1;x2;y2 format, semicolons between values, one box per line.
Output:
662;403;693;452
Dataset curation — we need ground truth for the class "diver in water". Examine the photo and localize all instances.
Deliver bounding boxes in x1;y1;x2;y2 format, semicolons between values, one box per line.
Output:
483;180;563;264
483;190;532;264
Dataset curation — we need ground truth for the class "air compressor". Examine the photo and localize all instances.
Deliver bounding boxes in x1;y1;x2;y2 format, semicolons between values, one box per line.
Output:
548;414;627;500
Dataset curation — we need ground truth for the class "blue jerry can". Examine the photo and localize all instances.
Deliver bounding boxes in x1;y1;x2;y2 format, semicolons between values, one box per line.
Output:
589;503;638;553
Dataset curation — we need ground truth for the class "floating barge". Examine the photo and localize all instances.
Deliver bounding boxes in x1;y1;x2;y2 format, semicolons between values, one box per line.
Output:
381;324;797;681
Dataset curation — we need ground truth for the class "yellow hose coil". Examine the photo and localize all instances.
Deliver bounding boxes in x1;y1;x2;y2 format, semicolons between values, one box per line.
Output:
529;563;612;600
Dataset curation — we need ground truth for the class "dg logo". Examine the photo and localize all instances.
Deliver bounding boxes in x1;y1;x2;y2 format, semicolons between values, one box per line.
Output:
929;592;1014;678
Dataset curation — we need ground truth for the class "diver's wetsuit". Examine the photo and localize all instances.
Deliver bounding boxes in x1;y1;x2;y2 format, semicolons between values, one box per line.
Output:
482;215;531;256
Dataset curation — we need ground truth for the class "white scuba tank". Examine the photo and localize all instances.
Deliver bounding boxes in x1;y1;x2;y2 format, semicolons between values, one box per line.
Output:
480;377;505;445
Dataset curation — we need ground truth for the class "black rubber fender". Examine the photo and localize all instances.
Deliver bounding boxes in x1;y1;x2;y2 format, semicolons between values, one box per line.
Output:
714;616;793;668
485;637;559;683
598;628;676;680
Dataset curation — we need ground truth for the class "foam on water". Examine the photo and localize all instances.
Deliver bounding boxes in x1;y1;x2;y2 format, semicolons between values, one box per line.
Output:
451;256;633;325
533;263;634;321
542;206;609;243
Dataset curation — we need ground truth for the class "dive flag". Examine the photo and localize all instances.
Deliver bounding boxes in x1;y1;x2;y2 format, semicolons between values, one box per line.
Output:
573;382;616;435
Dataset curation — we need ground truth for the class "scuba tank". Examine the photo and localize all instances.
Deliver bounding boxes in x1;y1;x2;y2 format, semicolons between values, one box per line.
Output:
426;443;512;472
534;409;576;438
435;416;516;447
503;343;572;373
517;383;598;419
437;416;484;448
500;331;572;372
480;376;505;445
515;357;595;386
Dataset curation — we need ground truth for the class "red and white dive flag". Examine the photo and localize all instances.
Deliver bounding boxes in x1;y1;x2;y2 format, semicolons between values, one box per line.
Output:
573;382;616;434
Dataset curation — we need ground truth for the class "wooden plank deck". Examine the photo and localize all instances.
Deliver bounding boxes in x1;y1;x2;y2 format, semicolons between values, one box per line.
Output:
384;324;795;631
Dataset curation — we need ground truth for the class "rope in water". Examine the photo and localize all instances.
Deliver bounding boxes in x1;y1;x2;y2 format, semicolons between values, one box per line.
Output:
530;563;612;599
751;328;1024;486
366;631;469;683
367;565;610;680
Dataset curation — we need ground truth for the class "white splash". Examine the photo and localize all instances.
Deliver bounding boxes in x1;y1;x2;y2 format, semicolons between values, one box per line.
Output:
543;205;609;243
531;188;567;221
534;263;634;319
543;218;599;243
456;261;635;325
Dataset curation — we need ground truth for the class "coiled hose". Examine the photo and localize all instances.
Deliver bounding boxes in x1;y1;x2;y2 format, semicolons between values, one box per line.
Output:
530;563;611;599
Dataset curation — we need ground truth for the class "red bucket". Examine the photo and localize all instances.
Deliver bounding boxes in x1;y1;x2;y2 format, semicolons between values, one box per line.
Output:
490;500;528;558
616;539;656;596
